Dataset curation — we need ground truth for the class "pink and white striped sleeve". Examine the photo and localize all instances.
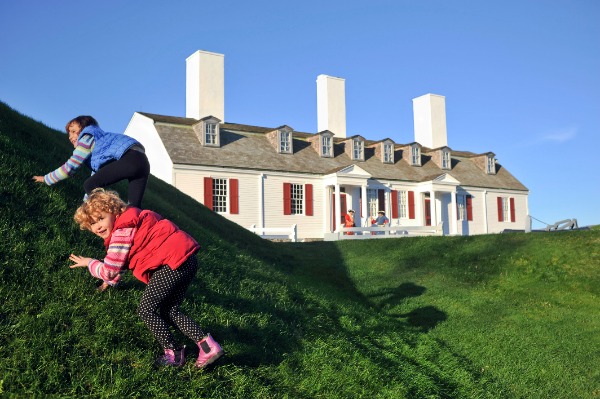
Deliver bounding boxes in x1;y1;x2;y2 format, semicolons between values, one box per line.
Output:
87;227;135;286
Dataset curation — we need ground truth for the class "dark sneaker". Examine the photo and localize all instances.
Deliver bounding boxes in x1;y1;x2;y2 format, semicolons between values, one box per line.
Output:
155;346;185;367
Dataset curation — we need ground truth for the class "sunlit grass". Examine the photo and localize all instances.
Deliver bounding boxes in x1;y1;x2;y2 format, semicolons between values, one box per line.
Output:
1;101;599;398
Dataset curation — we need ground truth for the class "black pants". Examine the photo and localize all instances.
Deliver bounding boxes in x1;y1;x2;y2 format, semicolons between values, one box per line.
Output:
137;256;205;350
84;149;150;208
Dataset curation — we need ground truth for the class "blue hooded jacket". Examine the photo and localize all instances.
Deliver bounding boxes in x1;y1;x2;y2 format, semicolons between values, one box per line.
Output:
78;125;141;171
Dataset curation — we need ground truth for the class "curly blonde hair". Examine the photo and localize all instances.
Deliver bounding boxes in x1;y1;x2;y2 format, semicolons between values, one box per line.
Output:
74;188;128;230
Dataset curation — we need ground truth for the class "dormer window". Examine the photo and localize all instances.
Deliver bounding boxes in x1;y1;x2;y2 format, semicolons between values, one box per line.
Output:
383;143;394;163
268;126;294;154
321;134;333;157
473;152;496;174
441;150;451;169
487;155;495;174
276;126;294;154
205;123;217;145
411;145;421;166
193;116;221;147
352;138;364;161
279;129;292;154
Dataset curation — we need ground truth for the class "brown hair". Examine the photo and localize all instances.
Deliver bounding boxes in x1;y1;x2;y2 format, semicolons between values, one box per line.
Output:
74;188;127;231
65;115;99;134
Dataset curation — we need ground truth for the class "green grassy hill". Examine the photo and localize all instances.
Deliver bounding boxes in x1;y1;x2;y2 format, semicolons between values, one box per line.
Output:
1;101;599;398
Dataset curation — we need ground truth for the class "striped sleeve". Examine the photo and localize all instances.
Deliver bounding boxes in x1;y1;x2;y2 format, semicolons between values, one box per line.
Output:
44;134;95;185
87;227;135;286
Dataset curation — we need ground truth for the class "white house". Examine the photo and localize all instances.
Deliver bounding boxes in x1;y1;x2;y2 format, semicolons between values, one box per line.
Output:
124;50;529;240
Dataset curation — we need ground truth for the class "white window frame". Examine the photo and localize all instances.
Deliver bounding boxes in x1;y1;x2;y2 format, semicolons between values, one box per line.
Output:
353;139;364;161
212;178;228;213
500;197;512;222
411;145;420;165
290;183;304;215
321;135;332;157
442;150;450;169
279;130;292;154
367;188;378;220
205;123;217;145
383;143;393;163
398;190;408;219
458;195;466;221
487;156;495;174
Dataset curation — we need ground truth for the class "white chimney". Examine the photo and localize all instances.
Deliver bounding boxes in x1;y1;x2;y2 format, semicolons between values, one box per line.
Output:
317;75;346;138
412;93;448;148
186;50;224;121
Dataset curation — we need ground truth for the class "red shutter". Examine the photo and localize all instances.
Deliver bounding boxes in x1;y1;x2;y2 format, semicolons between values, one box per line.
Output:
466;195;473;221
305;184;313;216
203;177;213;210
378;189;385;211
283;183;291;215
229;178;239;214
408;191;415;219
510;198;515;222
497;197;504;222
391;190;398;219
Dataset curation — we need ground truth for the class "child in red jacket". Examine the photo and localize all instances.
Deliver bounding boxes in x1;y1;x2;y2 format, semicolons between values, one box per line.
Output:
69;188;223;368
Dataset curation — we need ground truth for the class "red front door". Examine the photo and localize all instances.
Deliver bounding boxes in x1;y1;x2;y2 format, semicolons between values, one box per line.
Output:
424;198;431;226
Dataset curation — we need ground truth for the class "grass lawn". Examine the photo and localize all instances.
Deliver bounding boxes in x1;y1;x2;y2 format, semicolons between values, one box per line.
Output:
1;101;599;398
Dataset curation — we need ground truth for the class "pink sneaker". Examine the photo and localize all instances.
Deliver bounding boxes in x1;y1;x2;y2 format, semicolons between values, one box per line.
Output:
155;347;185;367
195;334;224;368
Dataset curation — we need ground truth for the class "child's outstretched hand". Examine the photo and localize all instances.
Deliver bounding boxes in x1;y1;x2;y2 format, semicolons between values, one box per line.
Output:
32;176;45;183
69;254;92;268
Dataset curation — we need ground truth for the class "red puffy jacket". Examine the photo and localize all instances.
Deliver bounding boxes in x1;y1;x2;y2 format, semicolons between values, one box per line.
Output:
104;207;200;284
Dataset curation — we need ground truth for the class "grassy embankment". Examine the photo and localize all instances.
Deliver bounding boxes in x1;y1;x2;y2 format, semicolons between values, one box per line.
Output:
1;101;598;398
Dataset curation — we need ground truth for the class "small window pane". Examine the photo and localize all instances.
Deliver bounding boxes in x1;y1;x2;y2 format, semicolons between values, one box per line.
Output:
398;190;408;219
353;139;363;160
322;136;332;156
212;178;227;213
442;151;450;169
384;144;393;163
280;131;291;153
367;189;378;220
291;184;303;214
487;156;495;173
205;123;217;145
458;195;466;221
411;146;419;165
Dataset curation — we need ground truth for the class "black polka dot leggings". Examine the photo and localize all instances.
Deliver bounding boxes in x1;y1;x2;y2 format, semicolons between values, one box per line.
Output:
137;255;205;350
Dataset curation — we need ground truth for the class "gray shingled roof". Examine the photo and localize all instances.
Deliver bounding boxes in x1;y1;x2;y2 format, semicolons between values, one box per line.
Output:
138;112;528;191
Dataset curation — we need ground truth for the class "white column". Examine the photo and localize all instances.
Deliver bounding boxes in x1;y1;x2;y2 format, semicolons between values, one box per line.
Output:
386;186;391;222
361;185;368;227
334;184;341;232
323;185;329;233
451;190;458;235
430;190;437;226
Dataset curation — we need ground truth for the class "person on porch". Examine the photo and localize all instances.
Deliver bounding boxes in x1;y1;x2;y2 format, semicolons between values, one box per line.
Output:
371;211;389;235
344;210;356;235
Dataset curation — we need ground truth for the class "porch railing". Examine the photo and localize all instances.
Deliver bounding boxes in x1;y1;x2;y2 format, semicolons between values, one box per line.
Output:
324;222;444;241
249;224;298;242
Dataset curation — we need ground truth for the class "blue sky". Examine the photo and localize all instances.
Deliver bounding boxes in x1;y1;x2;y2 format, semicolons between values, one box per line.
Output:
1;0;598;227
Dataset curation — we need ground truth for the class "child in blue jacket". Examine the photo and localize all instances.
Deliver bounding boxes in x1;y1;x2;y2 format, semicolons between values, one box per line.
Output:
33;115;150;207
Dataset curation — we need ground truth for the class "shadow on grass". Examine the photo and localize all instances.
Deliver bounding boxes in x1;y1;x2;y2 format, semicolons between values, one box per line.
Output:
0;104;530;397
